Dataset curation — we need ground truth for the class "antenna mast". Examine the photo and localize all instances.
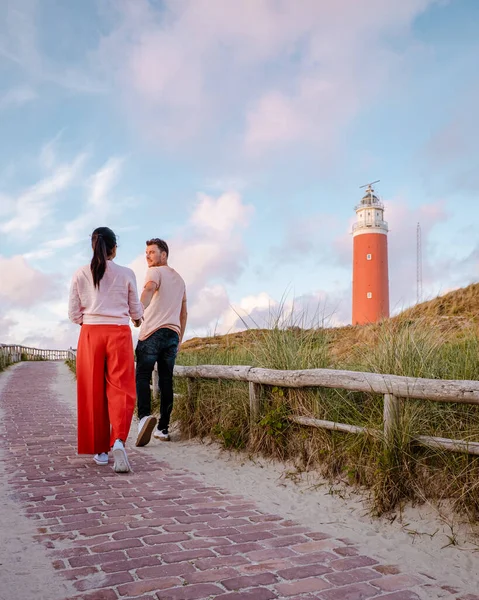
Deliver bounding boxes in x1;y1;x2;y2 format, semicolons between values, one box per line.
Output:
417;222;422;303
359;179;380;191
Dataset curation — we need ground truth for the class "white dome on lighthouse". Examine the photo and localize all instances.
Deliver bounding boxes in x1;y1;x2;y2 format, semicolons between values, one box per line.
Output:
352;184;388;237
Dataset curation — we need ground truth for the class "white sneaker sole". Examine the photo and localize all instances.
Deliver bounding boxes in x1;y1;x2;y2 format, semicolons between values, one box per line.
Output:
153;432;171;442
93;456;108;466
113;446;131;473
136;416;157;447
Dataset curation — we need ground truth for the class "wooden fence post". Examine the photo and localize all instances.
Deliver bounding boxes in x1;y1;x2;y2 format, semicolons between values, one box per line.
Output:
383;393;401;448
249;382;262;424
152;363;159;399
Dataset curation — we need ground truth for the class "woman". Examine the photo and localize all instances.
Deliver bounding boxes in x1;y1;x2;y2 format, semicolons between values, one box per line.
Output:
68;227;143;473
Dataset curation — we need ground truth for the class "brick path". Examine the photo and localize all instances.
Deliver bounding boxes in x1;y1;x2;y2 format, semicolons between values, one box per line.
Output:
0;361;477;600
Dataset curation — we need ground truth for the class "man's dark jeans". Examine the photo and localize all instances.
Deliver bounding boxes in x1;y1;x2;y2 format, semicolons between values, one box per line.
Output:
136;328;179;432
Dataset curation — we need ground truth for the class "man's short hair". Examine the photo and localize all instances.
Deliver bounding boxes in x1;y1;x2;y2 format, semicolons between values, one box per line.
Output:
146;238;169;257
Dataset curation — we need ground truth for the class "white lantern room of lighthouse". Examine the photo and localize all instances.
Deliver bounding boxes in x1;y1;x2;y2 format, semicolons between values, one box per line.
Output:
352;185;388;236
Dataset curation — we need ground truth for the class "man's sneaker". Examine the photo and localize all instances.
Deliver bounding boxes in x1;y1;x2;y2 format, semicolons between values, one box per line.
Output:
112;439;131;473
153;428;170;441
136;415;157;447
93;452;108;465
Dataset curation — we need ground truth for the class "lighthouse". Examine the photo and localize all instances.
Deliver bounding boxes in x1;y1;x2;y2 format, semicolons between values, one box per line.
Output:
352;181;390;325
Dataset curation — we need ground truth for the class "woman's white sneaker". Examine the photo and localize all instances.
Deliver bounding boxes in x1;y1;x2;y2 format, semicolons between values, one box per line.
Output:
93;452;109;465
112;439;131;473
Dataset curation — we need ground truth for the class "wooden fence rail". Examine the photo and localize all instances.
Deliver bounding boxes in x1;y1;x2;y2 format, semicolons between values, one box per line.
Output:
0;344;76;367
174;364;479;457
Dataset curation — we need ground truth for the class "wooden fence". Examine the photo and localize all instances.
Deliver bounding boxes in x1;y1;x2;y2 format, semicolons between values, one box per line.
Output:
174;364;479;457
19;347;478;457
0;344;76;367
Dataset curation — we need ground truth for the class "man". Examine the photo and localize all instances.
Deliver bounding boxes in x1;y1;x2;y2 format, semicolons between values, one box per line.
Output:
135;238;187;446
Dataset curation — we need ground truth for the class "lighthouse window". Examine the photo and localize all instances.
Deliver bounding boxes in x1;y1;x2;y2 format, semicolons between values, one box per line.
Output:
366;253;372;260
367;292;372;299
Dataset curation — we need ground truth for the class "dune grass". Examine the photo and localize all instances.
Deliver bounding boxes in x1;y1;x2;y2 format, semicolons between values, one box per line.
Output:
0;352;12;372
65;358;76;375
174;304;479;521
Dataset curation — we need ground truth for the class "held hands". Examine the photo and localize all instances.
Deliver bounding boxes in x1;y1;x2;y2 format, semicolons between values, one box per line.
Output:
132;317;143;328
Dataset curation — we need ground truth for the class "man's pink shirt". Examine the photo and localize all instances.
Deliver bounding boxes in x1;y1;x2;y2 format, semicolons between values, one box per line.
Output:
139;266;186;340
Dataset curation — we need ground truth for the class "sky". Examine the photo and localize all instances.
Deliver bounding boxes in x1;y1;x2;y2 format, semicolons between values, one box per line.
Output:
1;0;479;350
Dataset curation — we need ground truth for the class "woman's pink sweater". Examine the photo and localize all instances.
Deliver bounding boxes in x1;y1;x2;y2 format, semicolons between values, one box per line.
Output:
69;261;143;325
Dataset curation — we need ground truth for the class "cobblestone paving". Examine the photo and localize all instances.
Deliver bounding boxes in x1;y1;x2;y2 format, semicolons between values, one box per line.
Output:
1;362;478;600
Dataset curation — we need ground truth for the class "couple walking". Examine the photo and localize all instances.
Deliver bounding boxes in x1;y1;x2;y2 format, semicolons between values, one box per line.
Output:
68;227;187;473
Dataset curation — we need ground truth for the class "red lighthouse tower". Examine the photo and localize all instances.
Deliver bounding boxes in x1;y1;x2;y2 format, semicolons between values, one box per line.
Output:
352;181;389;325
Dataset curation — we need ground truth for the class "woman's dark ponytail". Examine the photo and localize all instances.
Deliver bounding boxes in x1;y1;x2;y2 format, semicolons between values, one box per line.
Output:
90;227;117;288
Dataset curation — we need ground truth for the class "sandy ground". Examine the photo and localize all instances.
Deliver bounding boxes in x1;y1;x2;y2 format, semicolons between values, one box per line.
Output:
0;364;75;600
1;362;478;598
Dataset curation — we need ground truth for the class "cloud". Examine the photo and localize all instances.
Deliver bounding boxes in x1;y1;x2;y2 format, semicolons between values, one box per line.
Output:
190;192;252;235
426;119;475;168
0;306;79;349
39;130;65;171
93;0;435;154
186;282;351;339
203;177;248;192
270;212;342;266
1;1;439;160
88;157;123;209
217;292;279;333
213;287;350;337
0;0;106;94
130;190;254;292
244;92;306;150
243;76;358;158
187;285;230;329
421;85;479;194
0;311;18;344
31;157;124;257
0;254;58;309
0;283;80;349
172;192;254;293
0;85;37;109
0;152;86;236
0;0;38;69
240;0;434;157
